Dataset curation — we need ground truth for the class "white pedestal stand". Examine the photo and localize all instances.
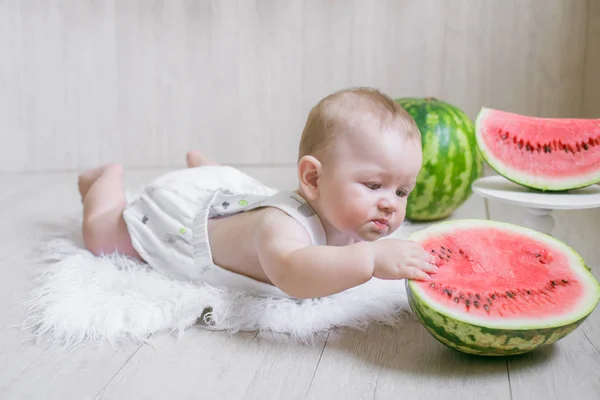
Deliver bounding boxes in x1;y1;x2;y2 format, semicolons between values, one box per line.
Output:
472;175;600;236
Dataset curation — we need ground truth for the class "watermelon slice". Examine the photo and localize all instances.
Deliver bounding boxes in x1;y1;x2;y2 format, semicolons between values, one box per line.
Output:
406;219;600;356
475;107;600;191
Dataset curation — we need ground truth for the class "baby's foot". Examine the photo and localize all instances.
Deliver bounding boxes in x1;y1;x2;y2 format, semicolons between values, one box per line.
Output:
186;150;219;168
78;163;123;202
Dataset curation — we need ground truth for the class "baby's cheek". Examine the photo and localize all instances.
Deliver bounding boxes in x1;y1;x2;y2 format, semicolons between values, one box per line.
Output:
393;203;408;224
356;204;374;224
342;201;362;219
337;189;369;221
340;201;366;224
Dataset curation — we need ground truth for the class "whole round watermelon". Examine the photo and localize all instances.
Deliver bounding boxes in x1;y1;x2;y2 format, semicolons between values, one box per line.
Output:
395;97;483;221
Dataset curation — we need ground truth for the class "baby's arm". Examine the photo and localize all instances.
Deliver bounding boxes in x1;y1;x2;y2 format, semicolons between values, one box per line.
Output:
254;209;375;298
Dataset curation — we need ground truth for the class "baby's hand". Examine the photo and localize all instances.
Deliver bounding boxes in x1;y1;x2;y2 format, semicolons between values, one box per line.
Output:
371;238;438;281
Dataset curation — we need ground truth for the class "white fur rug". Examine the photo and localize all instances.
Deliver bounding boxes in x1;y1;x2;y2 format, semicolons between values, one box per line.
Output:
22;216;417;350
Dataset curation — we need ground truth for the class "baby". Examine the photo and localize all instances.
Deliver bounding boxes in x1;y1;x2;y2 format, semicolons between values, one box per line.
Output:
78;87;438;299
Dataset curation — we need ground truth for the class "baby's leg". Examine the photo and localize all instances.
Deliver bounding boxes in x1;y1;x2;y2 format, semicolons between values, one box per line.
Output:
78;164;111;202
186;150;220;168
79;163;142;260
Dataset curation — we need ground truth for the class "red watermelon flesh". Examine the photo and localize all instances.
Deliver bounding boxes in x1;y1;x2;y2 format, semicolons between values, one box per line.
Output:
418;227;582;321
475;107;600;191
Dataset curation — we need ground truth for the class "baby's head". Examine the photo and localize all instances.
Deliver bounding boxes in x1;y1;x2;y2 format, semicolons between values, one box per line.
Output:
297;87;422;243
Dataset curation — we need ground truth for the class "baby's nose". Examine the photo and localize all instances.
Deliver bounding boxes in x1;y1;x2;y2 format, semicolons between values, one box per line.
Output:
378;198;397;212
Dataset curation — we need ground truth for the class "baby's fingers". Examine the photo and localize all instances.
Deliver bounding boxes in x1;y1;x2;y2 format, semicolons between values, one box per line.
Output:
423;249;438;264
405;255;439;273
406;267;432;281
420;262;439;274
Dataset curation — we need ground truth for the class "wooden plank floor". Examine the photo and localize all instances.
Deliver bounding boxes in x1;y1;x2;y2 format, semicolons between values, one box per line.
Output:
0;169;599;400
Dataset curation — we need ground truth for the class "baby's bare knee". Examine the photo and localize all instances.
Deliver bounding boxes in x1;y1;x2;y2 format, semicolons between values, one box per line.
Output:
82;235;105;256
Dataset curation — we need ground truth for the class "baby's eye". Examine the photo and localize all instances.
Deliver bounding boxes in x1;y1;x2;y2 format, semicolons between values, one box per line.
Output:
396;189;408;197
364;182;381;190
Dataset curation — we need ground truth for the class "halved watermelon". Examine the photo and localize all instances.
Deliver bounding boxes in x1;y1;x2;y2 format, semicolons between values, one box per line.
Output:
475;107;600;191
406;219;600;356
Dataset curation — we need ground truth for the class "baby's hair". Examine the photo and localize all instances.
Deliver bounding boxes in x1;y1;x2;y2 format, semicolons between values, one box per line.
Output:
298;87;421;160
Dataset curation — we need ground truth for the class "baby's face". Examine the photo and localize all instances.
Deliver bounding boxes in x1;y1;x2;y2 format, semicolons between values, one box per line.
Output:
317;128;422;242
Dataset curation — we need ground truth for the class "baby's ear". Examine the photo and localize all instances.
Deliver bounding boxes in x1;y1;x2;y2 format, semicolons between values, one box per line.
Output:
297;155;321;200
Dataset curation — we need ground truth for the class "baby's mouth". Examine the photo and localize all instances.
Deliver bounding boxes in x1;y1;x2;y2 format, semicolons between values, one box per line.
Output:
371;219;389;230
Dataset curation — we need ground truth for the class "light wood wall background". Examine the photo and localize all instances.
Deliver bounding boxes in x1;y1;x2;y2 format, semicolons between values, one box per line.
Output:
0;0;598;173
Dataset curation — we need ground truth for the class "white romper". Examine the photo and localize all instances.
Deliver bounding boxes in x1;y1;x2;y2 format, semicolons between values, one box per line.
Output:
122;166;327;298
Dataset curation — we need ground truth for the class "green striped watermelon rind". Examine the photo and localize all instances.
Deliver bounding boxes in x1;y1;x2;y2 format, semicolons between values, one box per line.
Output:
395;97;483;221
405;219;600;356
475;107;600;192
407;288;582;356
